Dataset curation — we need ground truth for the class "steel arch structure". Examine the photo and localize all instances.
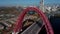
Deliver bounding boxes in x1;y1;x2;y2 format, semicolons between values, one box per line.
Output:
13;7;54;34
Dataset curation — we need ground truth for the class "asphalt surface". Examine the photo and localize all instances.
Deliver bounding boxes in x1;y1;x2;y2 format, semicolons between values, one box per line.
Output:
21;21;43;34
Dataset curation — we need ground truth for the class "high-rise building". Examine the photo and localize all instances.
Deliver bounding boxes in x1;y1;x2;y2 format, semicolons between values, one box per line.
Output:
40;0;45;12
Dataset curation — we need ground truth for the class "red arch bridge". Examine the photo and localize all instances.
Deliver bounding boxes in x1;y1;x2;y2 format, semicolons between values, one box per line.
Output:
13;7;54;34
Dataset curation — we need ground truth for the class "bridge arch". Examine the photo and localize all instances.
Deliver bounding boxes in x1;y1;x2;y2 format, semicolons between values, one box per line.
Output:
13;7;54;34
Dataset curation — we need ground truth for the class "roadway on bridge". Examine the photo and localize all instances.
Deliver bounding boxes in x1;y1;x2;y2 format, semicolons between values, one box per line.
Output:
21;21;44;34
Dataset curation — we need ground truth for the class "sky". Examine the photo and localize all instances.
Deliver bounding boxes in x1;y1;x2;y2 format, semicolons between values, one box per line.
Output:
0;0;60;6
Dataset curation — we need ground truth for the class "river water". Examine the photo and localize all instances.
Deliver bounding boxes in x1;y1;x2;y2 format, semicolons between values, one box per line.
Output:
50;16;60;34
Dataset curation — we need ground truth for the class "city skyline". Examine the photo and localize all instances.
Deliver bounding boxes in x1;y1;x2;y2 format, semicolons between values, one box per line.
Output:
0;0;60;7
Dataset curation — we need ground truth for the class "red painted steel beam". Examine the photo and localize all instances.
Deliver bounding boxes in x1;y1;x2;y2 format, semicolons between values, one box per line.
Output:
13;7;54;34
